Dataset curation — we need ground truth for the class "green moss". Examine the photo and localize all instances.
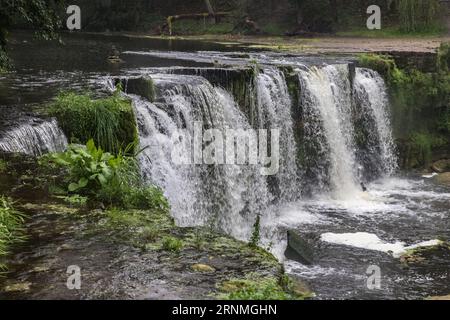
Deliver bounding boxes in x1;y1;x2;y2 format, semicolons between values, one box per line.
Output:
357;54;400;84
162;236;183;253
48;91;138;154
217;275;310;300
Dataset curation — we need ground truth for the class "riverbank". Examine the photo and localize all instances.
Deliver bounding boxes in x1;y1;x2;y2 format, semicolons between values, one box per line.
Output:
81;31;450;54
0;153;310;300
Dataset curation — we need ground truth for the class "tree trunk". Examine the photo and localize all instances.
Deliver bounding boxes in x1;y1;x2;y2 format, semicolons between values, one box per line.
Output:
204;0;216;23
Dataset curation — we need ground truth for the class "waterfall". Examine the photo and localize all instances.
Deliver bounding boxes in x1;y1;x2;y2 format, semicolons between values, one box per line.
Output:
297;65;360;199
0;118;68;156
126;62;397;242
353;68;397;178
256;68;300;201
133;74;272;240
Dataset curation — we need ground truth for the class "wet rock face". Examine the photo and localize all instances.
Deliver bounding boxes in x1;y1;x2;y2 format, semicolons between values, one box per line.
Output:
115;77;156;102
285;230;318;265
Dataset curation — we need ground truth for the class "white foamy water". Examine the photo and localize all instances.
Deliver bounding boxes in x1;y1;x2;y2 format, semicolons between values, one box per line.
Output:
298;65;360;200
320;232;441;257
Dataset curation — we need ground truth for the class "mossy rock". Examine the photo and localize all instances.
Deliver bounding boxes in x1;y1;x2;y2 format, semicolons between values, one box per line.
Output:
115;77;156;102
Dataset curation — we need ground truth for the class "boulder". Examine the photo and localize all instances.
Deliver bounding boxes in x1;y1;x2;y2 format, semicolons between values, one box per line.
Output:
431;159;450;173
116;77;156;102
284;230;317;265
434;172;450;186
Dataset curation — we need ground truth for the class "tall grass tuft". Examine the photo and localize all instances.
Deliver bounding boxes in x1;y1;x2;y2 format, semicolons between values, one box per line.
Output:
48;91;138;154
0;196;26;270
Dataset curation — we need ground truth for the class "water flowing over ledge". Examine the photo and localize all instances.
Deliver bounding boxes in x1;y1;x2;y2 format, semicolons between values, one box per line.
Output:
0;118;67;156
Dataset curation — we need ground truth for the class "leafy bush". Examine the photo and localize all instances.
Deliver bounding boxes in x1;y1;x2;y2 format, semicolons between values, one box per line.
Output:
43;140;168;211
0;196;26;269
49;139;124;193
162;236;183;253
48;91;137;154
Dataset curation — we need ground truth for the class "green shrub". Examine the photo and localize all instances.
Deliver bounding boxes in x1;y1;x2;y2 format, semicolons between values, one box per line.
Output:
48;139;125;194
162;236;183;253
42;140;168;210
0;196;26;270
48;91;137;154
249;215;260;248
122;186;169;211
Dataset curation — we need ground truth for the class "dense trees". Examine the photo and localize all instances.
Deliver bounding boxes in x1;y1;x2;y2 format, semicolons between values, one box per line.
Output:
0;0;63;70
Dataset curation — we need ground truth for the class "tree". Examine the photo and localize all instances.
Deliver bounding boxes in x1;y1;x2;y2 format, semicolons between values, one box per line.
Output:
0;0;64;71
204;0;216;23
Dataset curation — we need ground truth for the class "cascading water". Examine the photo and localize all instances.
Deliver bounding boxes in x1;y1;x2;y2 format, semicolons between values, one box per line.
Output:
125;62;397;245
0;118;67;156
256;68;300;201
133;74;272;240
353;68;397;178
297;65;360;199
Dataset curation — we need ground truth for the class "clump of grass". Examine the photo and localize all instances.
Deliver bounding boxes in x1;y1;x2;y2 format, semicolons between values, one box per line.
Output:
48;91;137;154
249;215;260;248
0;196;26;270
162;236;183;253
141;225;159;242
